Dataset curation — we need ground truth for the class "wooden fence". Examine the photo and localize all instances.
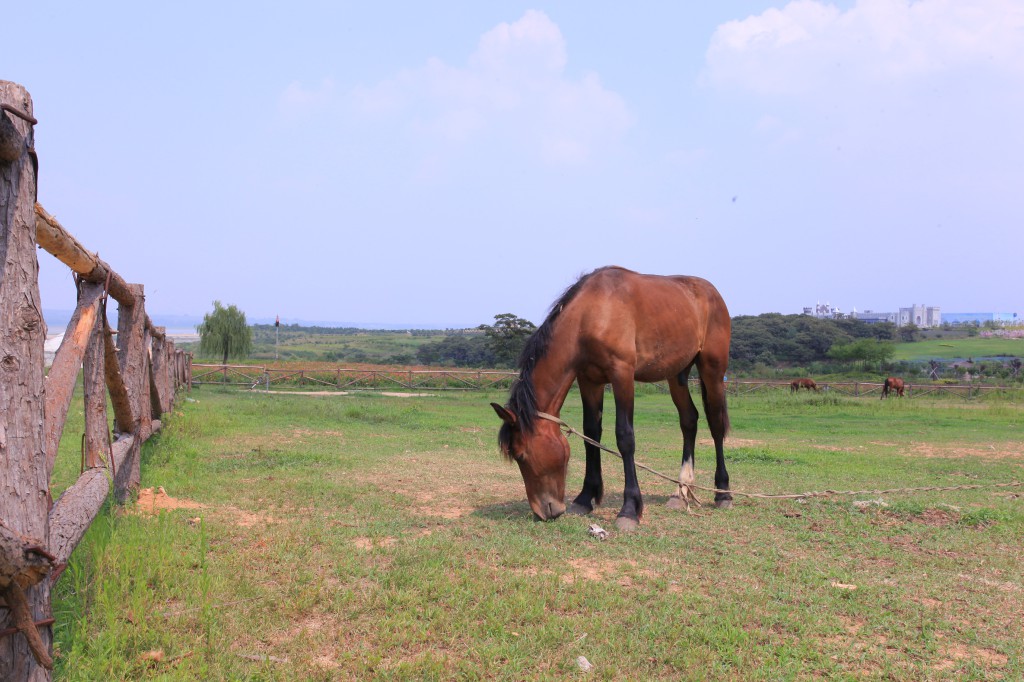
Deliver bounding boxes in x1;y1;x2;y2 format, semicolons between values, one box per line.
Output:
192;364;518;391
1;81;191;680
191;364;1018;400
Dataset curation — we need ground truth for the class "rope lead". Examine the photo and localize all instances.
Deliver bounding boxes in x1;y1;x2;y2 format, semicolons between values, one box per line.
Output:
535;411;1023;501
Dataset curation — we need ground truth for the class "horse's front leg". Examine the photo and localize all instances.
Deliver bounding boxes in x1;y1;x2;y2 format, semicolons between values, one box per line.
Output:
610;373;642;531
569;380;605;515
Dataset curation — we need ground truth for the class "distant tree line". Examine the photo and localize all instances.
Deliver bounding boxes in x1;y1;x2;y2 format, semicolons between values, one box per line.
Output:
251;324;456;343
730;314;897;369
416;314;537;368
416;312;902;371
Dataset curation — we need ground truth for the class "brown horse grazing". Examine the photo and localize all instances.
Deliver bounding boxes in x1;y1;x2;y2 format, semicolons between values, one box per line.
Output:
790;378;818;392
491;266;733;531
881;376;905;398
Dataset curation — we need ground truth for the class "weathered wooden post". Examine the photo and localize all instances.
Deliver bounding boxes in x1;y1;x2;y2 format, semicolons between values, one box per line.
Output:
0;80;53;679
82;283;110;469
148;328;167;420
114;284;149;499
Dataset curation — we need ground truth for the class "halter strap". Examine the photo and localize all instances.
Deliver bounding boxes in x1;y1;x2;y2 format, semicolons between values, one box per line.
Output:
535;411;567;428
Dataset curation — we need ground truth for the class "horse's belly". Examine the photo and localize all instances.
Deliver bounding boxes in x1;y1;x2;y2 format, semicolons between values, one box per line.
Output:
633;354;693;382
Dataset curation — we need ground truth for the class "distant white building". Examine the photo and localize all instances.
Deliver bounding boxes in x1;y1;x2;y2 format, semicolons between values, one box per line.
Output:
899;304;941;328
803;302;843;319
806;301;941;327
852;310;897;324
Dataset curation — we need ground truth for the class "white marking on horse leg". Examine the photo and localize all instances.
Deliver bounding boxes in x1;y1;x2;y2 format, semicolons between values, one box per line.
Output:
668;460;702;509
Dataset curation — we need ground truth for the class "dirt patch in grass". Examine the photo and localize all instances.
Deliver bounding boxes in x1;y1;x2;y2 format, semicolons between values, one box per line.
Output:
957;573;1022;593
699;436;765;448
876;507;960;527
267;613;334;648
227;508;278;528
907;441;1024;462
211;428;348;452
352;449;519;519
883;535;962;558
932;642;1009;671
137;487;206;513
561;558;658;587
135;487;277;527
352;536;398;550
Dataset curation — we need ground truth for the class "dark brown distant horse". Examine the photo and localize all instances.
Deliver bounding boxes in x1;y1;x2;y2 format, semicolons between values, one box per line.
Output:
881;376;905;398
491;266;732;531
790;378;818;392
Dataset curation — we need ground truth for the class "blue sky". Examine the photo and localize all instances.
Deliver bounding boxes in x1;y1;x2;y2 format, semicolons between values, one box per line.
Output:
8;1;1023;328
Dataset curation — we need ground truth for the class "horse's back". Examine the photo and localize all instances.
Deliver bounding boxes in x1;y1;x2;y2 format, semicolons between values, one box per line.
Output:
567;267;730;379
578;267;728;322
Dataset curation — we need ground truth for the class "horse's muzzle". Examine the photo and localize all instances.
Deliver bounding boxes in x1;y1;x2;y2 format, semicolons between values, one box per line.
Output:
533;498;566;521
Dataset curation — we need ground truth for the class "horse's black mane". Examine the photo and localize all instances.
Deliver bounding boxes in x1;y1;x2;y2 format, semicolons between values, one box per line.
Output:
497;268;605;456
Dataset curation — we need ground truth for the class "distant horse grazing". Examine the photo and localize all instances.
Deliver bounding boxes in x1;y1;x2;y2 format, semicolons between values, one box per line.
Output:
491;266;732;531
881;377;905;398
790;378;818;392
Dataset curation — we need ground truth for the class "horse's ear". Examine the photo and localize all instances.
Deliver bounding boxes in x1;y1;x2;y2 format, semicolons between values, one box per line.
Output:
491;403;517;426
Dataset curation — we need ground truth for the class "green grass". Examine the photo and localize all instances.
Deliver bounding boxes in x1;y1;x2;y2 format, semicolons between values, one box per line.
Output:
51;388;1024;680
891;336;1024;361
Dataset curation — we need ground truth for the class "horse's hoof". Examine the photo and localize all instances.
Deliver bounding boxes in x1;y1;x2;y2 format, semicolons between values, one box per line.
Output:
666;495;684;510
568;502;592;516
715;497;734;510
615;516;640;532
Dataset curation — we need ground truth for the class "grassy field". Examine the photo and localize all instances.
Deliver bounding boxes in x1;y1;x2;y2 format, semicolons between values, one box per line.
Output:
890;337;1024;362
181;328;461;365
50;388;1023;680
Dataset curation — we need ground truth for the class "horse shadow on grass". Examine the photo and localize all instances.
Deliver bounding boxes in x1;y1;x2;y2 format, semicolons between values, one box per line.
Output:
471;492;709;523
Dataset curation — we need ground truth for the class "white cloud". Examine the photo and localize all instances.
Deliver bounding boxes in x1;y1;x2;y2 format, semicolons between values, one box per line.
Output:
705;0;1024;94
349;10;632;165
279;78;336;117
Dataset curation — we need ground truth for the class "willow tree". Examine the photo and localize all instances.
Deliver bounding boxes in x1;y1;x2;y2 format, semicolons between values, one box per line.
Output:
197;301;252;363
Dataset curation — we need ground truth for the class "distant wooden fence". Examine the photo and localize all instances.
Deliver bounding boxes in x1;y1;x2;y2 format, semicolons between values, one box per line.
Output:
191;364;1017;400
192;364;519;391
1;81;191;680
721;380;1019;400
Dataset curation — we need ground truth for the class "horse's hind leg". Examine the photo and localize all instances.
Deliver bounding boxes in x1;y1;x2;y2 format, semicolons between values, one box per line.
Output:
698;365;732;509
667;368;702;510
569;379;605;515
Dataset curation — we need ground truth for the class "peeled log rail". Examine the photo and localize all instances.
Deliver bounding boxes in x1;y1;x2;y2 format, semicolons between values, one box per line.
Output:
34;203;136;307
43;286;103;476
46;430;155;568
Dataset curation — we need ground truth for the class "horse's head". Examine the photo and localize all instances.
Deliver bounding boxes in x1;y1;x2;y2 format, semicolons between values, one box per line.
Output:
491;403;569;521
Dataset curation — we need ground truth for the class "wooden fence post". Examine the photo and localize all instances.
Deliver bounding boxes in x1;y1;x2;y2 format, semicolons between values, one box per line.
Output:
161;337;176;411
0;80;53;679
115;284;148;499
82;287;110;469
149;329;166;420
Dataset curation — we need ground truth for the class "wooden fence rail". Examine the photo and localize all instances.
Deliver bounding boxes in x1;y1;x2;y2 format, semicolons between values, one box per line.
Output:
192;364;520;391
1;81;191;680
